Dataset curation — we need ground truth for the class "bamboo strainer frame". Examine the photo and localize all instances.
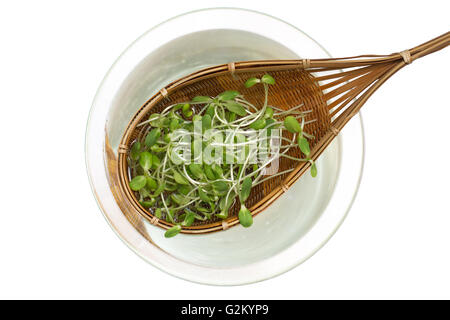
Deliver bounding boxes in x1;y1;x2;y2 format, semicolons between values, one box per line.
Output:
115;32;449;234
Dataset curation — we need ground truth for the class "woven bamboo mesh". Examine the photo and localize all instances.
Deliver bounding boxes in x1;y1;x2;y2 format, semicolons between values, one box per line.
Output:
116;32;449;234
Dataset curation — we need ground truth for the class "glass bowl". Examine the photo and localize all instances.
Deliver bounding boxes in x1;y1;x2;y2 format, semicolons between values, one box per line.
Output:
85;8;364;285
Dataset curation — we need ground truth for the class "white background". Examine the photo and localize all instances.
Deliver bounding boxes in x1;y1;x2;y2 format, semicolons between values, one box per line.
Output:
0;0;449;299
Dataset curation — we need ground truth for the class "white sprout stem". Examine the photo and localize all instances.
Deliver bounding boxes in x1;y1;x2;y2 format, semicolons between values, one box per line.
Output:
253;168;296;186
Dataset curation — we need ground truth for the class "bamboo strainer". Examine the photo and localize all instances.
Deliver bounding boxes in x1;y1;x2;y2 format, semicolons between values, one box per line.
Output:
116;32;449;234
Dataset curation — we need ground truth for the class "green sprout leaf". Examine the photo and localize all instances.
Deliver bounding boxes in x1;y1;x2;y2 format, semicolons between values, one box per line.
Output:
151;145;165;153
284;116;301;133
169;118;179;131
146;177;157;191
265;118;276;137
264;107;274;119
170;193;186;205
182;103;192;117
310;161;317;177
164;224;182;238
297;136;311;156
238;205;253;227
188;163;203;179
249;118;266;130
239;177;252;203
130;141;141;160
227;111;236;122
205;105;215;118
261;74;275;85
148;113;161;127
218;90;240;101
152;183;165;197
145;128;161;147
182;209;196;227
154;208;162;219
211;164;223;177
192;96;212;103
177;184;191;196
244;77;260;88
198;188;211;203
139;187;150;199
139;152;153;170
164;184;177;192
166;209;176;223
219;193;234;211
151;154;160;170
216;212;228;219
204;164;216;180
212;181;228;195
225;101;247;116
129;175;146;191
173;171;189;185
202;114;212;132
140;198;155;208
162;117;170;127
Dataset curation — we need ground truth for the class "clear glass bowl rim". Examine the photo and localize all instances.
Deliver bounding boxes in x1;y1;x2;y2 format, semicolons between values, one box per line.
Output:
85;7;365;286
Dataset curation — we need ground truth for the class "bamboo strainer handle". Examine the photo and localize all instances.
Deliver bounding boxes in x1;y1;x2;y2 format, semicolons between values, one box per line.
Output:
405;31;450;63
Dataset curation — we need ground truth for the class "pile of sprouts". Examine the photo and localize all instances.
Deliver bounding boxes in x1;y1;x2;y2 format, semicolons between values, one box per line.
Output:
127;74;317;237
